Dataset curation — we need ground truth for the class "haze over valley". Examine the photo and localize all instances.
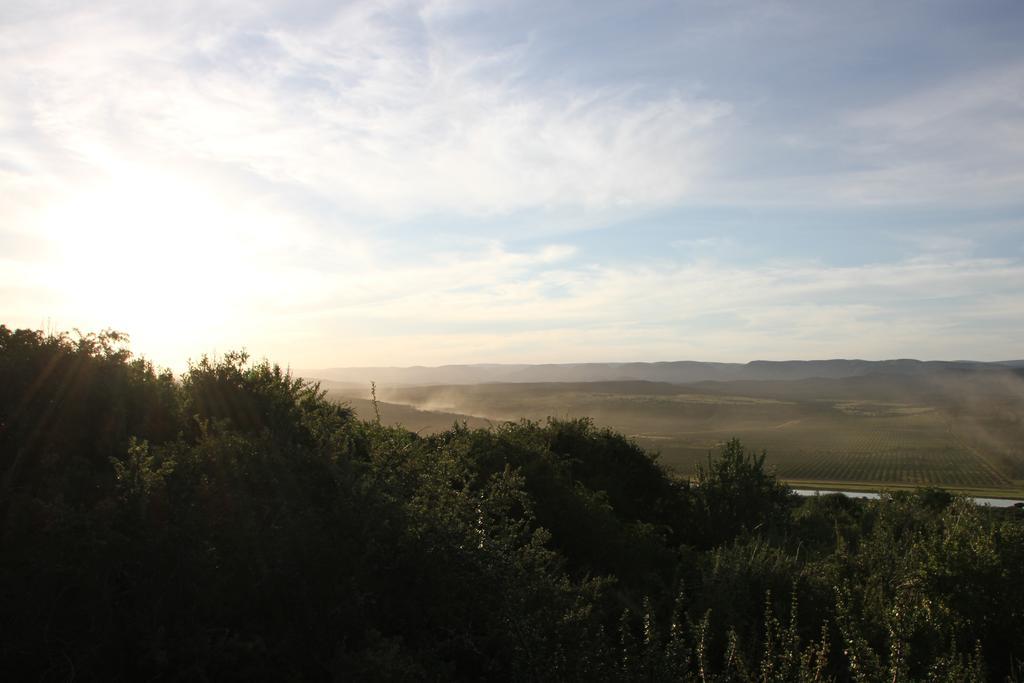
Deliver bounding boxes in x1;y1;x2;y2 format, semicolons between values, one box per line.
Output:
313;358;1024;497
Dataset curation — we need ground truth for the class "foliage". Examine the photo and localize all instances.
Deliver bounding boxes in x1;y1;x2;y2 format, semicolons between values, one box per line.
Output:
1;324;1022;680
694;437;796;547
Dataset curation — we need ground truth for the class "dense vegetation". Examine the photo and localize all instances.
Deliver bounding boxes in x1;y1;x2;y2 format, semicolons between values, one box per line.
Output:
1;325;1022;681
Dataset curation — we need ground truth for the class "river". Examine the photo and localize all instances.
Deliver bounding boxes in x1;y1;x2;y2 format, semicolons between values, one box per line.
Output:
792;488;1023;508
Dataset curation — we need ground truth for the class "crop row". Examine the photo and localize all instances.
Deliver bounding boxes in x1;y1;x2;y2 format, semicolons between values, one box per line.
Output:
765;446;1010;488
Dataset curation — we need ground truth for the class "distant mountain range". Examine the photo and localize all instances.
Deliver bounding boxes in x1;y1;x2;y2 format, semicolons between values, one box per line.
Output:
300;359;1024;387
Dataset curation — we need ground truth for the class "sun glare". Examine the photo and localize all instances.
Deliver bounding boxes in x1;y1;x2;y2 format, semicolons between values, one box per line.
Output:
41;168;254;367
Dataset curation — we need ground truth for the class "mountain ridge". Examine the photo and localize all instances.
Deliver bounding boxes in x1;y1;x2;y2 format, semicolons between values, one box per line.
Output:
300;358;1024;387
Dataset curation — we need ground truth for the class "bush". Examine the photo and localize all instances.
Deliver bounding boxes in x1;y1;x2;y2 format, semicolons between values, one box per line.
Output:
1;325;1021;680
693;438;795;547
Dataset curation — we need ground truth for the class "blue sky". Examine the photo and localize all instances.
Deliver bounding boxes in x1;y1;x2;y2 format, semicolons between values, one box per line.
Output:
2;0;1023;368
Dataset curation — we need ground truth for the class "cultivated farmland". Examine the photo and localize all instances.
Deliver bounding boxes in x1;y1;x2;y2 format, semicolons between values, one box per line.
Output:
324;375;1024;497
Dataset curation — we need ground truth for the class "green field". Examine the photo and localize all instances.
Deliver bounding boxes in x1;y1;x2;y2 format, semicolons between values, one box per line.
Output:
326;378;1024;497
635;412;1013;492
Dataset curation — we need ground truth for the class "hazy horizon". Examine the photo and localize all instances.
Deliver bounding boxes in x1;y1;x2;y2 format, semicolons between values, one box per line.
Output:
304;357;1023;371
299;357;1024;394
4;1;1023;370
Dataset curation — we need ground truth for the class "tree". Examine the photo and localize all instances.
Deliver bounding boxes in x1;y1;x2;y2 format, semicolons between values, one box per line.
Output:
694;438;794;547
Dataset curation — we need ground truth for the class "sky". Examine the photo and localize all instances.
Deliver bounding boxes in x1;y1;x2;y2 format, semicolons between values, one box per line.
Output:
2;0;1023;370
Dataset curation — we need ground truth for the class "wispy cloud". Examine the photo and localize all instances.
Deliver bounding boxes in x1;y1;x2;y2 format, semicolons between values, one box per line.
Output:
1;0;730;224
2;0;1023;367
257;246;1024;365
833;62;1024;204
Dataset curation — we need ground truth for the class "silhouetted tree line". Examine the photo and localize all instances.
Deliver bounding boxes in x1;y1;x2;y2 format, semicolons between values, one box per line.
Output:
1;325;1022;681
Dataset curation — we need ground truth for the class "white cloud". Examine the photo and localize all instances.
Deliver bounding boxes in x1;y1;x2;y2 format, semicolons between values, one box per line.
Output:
847;62;1024;134
252;246;1024;366
0;0;730;226
3;0;1023;368
829;62;1024;205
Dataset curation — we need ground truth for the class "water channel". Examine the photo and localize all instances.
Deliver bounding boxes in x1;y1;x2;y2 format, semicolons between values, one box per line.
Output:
792;488;1023;508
